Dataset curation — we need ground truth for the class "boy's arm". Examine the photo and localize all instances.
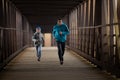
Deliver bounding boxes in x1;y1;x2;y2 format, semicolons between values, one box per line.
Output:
52;26;56;38
32;33;37;42
62;25;70;35
41;34;44;42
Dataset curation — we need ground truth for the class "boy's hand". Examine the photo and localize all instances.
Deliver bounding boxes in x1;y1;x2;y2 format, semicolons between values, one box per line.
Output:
53;38;56;41
59;31;62;35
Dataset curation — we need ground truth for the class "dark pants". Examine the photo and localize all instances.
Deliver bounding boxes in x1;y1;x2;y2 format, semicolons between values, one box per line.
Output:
57;41;65;62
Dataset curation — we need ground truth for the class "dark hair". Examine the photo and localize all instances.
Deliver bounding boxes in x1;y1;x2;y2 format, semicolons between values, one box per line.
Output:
58;18;62;20
35;25;41;29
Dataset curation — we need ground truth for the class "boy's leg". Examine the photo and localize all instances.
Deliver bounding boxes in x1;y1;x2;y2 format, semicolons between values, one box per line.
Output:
36;46;40;61
61;42;65;56
37;45;42;61
57;42;63;65
36;46;39;57
57;42;63;61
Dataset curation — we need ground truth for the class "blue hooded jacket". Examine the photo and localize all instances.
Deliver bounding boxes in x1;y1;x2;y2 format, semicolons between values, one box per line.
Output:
52;23;70;42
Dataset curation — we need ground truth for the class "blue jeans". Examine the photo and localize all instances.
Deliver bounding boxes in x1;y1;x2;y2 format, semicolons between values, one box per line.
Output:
36;44;42;59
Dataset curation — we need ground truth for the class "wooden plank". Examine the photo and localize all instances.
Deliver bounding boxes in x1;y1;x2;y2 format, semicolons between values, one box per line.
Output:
87;0;91;55
0;0;3;26
116;0;120;77
0;29;3;63
89;0;94;57
94;0;102;61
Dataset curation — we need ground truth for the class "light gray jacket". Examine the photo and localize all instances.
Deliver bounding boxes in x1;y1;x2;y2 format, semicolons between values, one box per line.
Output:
32;32;44;46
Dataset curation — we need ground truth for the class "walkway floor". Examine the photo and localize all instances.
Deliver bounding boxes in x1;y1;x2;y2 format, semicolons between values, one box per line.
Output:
0;47;119;80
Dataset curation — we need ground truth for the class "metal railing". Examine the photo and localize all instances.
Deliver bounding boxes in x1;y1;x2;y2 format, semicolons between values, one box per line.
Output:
67;23;120;77
0;26;31;70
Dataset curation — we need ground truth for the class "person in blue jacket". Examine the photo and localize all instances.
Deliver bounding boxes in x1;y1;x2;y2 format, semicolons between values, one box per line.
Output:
52;19;70;65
